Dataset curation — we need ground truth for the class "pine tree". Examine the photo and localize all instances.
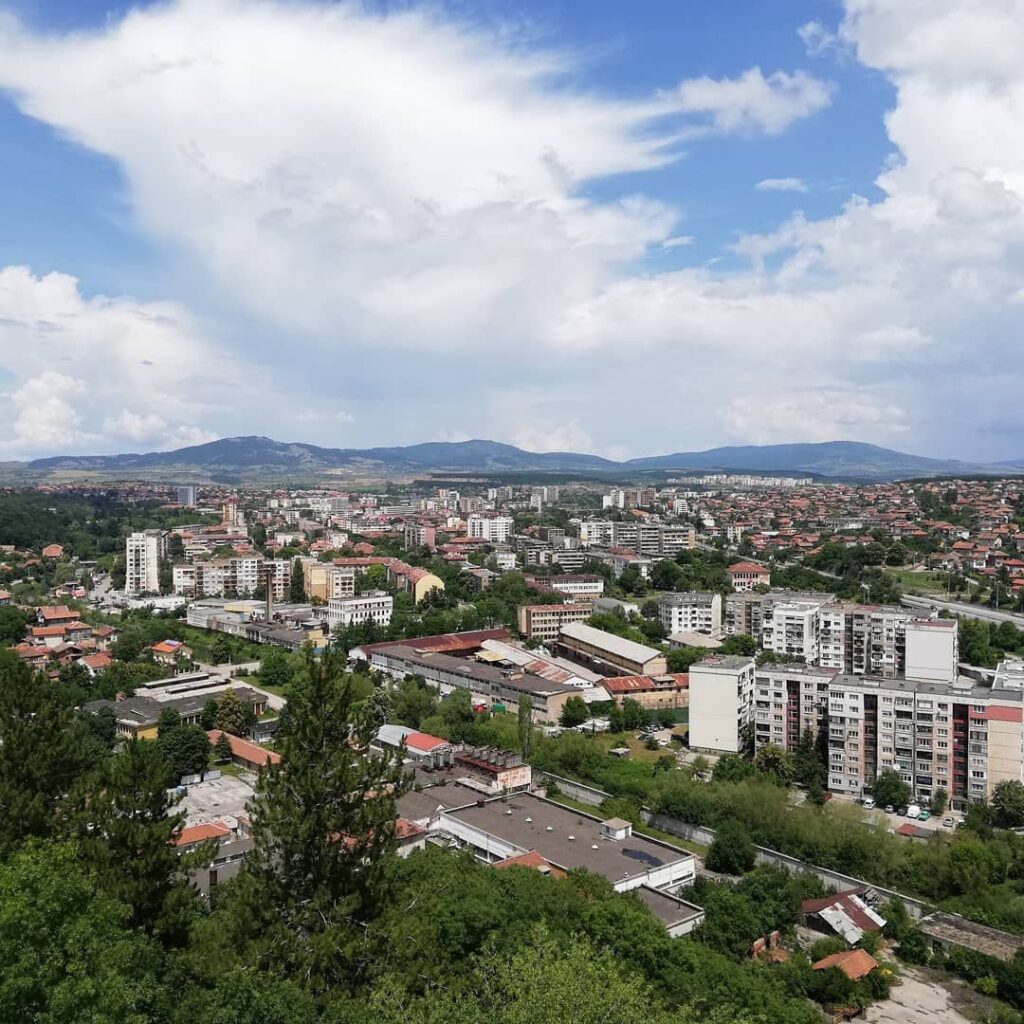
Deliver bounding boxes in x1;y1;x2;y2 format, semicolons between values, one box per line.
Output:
517;693;534;760
213;731;233;763
71;737;200;942
289;558;305;603
0;652;90;855
215;688;248;736
238;647;410;993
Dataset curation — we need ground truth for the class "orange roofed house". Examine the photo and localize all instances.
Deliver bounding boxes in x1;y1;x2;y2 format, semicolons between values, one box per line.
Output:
727;562;771;592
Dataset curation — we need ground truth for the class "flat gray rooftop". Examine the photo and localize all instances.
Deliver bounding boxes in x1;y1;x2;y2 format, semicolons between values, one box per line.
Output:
634;886;705;928
178;773;256;828
443;793;693;886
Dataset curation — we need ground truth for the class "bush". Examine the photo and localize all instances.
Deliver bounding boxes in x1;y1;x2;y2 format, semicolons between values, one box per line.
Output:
706;820;756;875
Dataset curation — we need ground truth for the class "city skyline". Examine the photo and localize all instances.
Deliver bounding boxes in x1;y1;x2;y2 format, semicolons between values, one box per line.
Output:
2;0;1023;462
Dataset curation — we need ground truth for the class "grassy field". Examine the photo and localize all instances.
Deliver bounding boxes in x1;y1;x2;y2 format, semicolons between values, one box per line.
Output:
891;570;950;593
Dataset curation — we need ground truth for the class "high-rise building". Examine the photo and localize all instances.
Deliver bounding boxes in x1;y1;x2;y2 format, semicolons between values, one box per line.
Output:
466;514;514;543
751;660;1020;810
176;485;198;506
687;656;757;754
125;530;166;595
658;592;722;637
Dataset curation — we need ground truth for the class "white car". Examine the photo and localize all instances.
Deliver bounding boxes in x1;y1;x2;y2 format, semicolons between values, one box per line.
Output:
863;798;876;809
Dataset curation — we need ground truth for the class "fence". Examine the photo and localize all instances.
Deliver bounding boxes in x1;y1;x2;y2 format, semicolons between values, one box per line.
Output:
537;771;930;919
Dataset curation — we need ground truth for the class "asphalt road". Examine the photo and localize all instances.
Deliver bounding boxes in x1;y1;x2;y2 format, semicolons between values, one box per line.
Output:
902;593;1024;627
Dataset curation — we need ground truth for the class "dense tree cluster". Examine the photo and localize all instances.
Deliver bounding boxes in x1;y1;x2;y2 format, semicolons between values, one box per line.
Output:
0;646;843;1023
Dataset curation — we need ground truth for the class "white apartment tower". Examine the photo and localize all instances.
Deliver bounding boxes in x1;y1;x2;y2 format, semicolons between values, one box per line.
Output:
125;530;166;595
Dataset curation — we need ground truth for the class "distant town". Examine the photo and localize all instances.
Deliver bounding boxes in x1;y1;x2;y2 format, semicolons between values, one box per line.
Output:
5;469;1024;1019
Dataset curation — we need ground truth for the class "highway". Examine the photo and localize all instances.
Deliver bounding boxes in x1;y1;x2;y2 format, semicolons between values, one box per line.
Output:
902;593;1024;627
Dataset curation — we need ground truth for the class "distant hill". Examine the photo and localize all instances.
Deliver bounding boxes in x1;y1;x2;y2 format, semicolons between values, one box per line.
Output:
25;435;1009;482
624;441;992;480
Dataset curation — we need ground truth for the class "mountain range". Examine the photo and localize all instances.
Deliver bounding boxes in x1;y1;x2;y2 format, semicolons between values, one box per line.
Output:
21;436;1024;482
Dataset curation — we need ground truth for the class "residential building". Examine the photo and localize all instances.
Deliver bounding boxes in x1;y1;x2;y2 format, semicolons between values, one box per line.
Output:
751;663;1024;807
466;514;514;544
555;621;668;677
762;598;825;663
727;562;771;592
516;603;591;642
176;485;198;506
657;591;722;637
404;523;437;551
387;561;445;604
149;639;193;666
323;591;393;630
687;655;757;753
125;530;167;595
302;560;357;601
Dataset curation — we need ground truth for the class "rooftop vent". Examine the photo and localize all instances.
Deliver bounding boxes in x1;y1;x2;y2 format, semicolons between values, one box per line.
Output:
568;835;575;841
525;817;532;823
591;844;600;850
505;808;513;815
545;825;553;832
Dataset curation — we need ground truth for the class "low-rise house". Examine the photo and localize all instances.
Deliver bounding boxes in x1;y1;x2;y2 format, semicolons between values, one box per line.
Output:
812;949;878;981
206;730;281;770
800;888;886;943
150;639;194;666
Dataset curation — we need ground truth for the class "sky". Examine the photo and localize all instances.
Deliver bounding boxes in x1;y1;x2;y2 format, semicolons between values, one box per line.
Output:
0;0;1023;463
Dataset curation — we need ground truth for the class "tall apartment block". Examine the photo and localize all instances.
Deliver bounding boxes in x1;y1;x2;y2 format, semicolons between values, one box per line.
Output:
724;590;960;681
748;622;1015;810
688;655;757;754
125;530;167;595
658;591;722;637
467;514;514;544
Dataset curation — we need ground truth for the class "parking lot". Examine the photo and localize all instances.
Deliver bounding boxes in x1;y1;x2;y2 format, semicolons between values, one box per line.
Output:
177;773;256;827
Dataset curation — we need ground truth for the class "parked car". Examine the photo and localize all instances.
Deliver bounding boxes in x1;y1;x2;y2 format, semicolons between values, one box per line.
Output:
863;798;876;810
918;810;931;821
885;805;895;813
956;820;966;830
942;816;955;827
897;805;908;817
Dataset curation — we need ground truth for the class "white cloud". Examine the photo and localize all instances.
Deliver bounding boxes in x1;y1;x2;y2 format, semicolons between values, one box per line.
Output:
0;0;1022;460
0;265;262;457
661;235;695;249
11;372;88;450
755;177;809;193
723;388;909;445
798;21;843;58
676;67;833;136
0;0;685;355
511;419;595;454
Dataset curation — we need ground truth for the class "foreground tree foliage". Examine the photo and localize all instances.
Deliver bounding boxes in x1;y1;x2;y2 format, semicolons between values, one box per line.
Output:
0;650;925;1023
223;648;411;993
0;650;91;855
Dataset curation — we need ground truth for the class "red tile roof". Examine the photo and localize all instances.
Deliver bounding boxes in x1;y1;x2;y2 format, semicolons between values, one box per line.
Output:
404;731;449;753
813;949;878;981
175;821;231;846
207;730;281;767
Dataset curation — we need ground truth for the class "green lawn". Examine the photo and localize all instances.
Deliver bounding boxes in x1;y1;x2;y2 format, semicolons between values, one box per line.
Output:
891;570;950;593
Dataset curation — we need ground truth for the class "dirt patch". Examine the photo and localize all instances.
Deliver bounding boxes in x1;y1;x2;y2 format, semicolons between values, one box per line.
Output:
865;965;997;1024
